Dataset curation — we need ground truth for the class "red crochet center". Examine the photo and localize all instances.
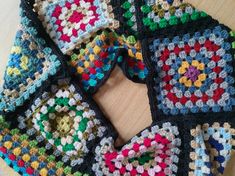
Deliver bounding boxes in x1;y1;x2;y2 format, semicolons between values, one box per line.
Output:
159;39;224;105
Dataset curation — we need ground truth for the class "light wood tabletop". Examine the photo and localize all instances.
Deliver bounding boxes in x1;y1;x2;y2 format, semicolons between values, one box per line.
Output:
0;0;235;175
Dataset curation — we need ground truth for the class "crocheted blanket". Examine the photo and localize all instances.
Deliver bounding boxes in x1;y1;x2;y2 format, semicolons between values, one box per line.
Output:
0;0;235;175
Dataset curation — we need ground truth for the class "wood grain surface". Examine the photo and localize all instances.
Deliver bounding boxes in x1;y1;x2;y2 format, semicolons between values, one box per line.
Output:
0;0;234;175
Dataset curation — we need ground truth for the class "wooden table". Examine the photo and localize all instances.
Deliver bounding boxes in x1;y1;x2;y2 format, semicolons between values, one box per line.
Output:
0;0;234;175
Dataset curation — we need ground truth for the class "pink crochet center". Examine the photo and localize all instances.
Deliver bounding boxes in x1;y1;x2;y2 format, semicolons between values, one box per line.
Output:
52;0;99;43
104;134;172;175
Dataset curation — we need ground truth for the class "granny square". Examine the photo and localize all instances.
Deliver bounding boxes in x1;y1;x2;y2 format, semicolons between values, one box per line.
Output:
189;122;235;176
139;0;207;33
145;23;235;116
14;78;112;170
0;27;61;112
36;0;119;54
92;122;181;175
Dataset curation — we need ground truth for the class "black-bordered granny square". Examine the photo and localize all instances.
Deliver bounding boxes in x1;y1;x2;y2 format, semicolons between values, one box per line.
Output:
142;17;235;117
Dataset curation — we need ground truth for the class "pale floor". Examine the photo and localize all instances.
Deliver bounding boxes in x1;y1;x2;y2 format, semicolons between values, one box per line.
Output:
0;0;235;175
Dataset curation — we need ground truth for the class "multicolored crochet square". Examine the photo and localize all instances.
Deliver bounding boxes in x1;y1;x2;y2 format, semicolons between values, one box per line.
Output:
189;122;235;176
146;24;235;115
0;27;61;112
35;0;119;54
14;78;108;170
92;122;181;175
140;0;207;32
0;115;89;176
69;30;119;93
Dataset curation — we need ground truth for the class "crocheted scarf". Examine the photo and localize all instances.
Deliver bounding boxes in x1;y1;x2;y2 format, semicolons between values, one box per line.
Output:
0;0;235;175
